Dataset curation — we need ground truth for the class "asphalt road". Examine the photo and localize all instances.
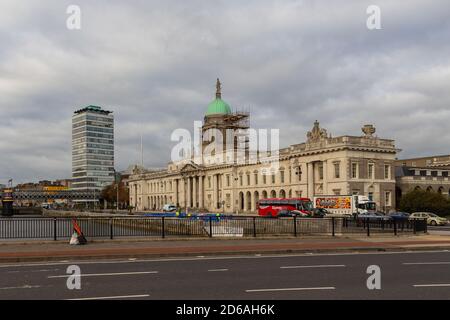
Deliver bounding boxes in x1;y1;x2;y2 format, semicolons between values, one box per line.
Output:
0;250;450;300
428;225;450;235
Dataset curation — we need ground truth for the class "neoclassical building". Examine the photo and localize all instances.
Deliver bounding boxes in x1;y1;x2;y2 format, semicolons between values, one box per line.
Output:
395;155;450;202
128;80;399;213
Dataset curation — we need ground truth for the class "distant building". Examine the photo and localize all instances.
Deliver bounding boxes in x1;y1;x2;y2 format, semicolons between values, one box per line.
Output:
72;105;114;192
395;155;450;202
54;179;73;189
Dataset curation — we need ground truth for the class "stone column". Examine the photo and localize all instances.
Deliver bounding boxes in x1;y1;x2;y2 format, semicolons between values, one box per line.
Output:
307;162;314;199
175;179;179;207
180;178;185;209
193;176;197;208
322;160;328;195
212;174;217;209
199;175;204;209
187;177;192;208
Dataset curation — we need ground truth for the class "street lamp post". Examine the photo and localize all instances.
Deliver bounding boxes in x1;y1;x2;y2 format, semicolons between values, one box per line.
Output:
116;181;119;211
113;169;120;212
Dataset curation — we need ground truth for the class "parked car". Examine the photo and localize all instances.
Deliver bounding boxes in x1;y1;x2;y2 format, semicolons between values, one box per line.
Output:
388;211;410;221
357;212;392;221
162;204;177;212
311;208;328;218
277;209;310;218
409;212;448;226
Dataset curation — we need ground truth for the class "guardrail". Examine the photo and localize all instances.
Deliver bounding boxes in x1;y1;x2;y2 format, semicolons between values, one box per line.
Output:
0;216;427;240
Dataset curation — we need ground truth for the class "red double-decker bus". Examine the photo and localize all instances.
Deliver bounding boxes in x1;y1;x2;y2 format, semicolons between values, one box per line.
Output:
257;198;313;217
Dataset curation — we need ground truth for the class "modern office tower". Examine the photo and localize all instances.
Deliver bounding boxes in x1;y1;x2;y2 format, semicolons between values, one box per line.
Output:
72;106;114;192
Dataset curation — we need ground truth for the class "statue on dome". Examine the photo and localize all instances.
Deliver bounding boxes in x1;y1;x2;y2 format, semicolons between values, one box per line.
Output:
216;78;222;99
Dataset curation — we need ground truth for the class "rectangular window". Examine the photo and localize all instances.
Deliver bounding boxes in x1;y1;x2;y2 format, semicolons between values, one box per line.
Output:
384;165;390;179
385;191;391;206
280;171;285;183
334;163;340;179
351;163;358;179
368;163;374;179
247;174;250;185
226;175;230;187
254;173;258;185
263;174;267;184
208;177;211;189
271;173;275;184
318;164;324;180
240;175;243;186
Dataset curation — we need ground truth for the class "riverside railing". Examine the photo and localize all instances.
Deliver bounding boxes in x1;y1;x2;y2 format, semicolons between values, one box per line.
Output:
0;216;427;240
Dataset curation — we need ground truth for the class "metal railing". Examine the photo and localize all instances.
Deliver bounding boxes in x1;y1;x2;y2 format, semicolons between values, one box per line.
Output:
0;216;427;240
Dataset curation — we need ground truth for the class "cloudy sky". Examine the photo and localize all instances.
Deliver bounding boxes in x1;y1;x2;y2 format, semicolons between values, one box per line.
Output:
0;0;449;184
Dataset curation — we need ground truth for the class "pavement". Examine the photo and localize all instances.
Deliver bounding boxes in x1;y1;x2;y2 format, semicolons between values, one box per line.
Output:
2;233;450;263
1;250;450;299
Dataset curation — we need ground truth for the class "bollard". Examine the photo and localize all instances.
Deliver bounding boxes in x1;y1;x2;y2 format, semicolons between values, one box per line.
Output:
332;217;335;237
253;217;257;237
53;218;57;241
293;215;297;237
110;218;113;240
161;216;165;238
209;216;213;238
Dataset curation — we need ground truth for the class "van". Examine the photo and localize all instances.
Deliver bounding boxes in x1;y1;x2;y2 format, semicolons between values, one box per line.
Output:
162;204;177;212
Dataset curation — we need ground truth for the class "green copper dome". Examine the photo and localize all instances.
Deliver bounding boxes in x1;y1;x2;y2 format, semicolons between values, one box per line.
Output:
206;78;232;116
206;98;232;115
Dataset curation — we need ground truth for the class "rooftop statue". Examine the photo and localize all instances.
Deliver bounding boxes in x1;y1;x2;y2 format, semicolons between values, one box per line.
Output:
307;120;329;143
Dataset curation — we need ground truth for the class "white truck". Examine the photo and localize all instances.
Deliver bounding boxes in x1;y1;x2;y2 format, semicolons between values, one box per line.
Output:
313;195;376;217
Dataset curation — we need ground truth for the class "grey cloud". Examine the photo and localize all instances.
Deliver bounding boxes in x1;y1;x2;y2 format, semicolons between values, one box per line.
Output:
0;0;449;183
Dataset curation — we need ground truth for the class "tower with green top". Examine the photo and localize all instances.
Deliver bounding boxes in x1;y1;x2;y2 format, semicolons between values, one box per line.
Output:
202;79;250;164
206;79;232;116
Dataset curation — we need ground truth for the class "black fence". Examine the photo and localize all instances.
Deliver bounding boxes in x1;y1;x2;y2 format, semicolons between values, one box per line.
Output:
0;216;427;240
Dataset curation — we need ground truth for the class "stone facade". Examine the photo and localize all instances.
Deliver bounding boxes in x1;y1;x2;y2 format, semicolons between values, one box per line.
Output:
395;156;450;202
128;84;398;213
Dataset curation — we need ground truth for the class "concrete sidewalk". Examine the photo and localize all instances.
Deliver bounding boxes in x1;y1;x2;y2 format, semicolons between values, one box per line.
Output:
1;235;450;263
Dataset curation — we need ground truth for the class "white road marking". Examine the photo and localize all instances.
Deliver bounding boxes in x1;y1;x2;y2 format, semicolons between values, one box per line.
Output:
413;284;450;288
281;264;346;269
208;269;228;272
48;271;158;279
0;285;41;290
403;262;450;265
1;250;449;269
246;287;335;293
67;294;150;300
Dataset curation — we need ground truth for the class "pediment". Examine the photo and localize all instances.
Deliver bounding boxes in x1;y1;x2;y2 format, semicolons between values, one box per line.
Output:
179;162;202;173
